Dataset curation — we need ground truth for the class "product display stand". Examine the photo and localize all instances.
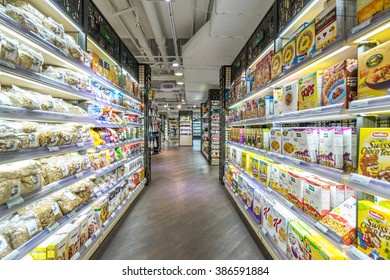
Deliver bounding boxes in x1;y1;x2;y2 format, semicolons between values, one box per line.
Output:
179;111;193;146
148;100;162;155
201;102;210;162
223;0;390;261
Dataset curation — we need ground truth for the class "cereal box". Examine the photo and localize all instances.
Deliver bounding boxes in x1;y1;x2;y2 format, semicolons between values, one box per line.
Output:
241;151;249;171
298;71;323;111
255;129;263;150
282;81;298;113
282;37;297;71
273;88;283;115
287;220;309;260
345;185;355;200
251;99;259;118
253;188;262;223
258;97;266;118
47;234;69;260
357;200;390;260
270;128;282;154
255;50;274;88
246;182;255;212
342;127;354;172
270;205;294;253
322;59;358;108
297;19;316;63
281;128;295;157
271;51;283;79
321;196;357;245
292;127;318;163
287;169;307;209
93;195;109;226
73;215;88;247
357;0;385;24
358;128;390;182
85;208;98;239
358;40;390;99
259;159;270;186
279;165;293;199
303;233;348;260
263;128;270;151
315;3;337;51
262;197;274;235
303;177;331;220
318;127;344;169
269;164;280;191
316;176;347;210
237;174;246;197
58;223;80;259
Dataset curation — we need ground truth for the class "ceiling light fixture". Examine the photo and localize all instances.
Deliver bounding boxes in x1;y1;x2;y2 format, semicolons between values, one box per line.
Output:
177;80;184;85
174;67;184;76
172;60;179;67
177;104;181;109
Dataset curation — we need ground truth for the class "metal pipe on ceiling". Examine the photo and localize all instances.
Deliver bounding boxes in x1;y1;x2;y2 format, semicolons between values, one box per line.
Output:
142;1;169;64
167;1;180;60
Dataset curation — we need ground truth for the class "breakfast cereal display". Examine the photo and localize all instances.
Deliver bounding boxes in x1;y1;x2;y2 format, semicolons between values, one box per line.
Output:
298;71;323;111
282;37;297;71
297;20;316;63
282;81;298;113
315;2;337;51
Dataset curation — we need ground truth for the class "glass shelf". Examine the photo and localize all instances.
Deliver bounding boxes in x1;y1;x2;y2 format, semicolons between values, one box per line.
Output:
0;142;94;165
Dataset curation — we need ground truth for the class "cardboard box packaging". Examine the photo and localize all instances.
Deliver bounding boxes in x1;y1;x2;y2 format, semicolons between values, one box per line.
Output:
255;50;274;88
259;159;270;186
298;71;323;111
281;128;295;157
322;60;358;108
59;223;80;259
47;234;69;260
315;3;337;51
287;169;307;209
73;215;89;247
253;188;262;223
273;88;284;115
269;164;280;191
271;51;283;79
270;128;282;154
282;37;297;71
303;177;331;220
357;0;386;24
321;196;356;245
287;220;309;260
357;200;390;260
358;128;390;182
297;19;316;63
358;40;390;99
246;182;255;212
270;205;294;254
292;128;318;163
283;81;298;113
303;234;348;260
318;127;344;169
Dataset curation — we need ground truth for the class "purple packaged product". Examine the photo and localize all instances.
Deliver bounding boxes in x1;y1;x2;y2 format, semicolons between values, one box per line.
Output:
342;127;353;172
292;127;317;163
246;182;255;213
239;128;245;144
253;188;262;223
318;127;343;169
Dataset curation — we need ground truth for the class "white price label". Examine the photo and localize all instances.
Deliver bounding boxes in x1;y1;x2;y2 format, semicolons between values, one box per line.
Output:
48;146;60;152
111;212;116;218
93;229;102;238
67;210;77;219
244;205;248;211
6;196;24;208
235;192;239;197
312;49;323;57
350;99;369;109
84;239;93;249
293;158;301;165
277;155;284;160
351;19;371;34
70;252;80;260
76;143;84;148
103;221;109;228
261;227;267;236
315;222;329;234
75;172;84;178
117;205;122;211
48;222;60;232
349;174;371;187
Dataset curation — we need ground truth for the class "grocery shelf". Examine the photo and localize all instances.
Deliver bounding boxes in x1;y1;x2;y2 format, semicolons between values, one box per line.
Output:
348;96;390;116
225;160;365;260
223;178;282;260
0;105;95;124
93;120;125;128
228;117;268;127
78;229;103;260
125;108;144;116
0;60;94;101
348;8;390;43
0;142;94;165
93;138;143;151
347;174;390;200
95;153;143;178
0;168;95;218
227;141;345;183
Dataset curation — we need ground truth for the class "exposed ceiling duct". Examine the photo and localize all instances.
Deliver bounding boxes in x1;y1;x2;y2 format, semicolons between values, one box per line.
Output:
141;1;169;64
167;1;180;63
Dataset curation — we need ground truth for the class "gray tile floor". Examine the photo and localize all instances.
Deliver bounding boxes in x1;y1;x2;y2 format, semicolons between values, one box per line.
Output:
91;140;266;259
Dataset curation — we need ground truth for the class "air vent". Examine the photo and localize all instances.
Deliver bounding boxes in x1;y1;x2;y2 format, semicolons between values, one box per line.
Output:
160;83;175;91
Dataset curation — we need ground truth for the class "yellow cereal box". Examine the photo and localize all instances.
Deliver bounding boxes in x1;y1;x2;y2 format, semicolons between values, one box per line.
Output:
358;40;390;99
303;233;348;260
269;164;280;191
270;128;282;154
358;128;390;183
259;159;270;186
357;200;390;260
298;71;323;111
357;0;385;24
282;37;297;71
271;51;283;79
241;151;249;171
297;19;316;63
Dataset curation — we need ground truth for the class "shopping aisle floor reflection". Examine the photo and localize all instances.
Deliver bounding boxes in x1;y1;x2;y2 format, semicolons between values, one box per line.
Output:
92;141;266;260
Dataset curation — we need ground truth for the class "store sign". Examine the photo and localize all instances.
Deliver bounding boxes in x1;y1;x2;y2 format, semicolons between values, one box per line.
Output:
252;31;264;50
99;25;115;47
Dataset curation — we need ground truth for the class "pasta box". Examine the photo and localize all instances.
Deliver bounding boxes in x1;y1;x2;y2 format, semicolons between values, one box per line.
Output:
282;37;297;71
271;51;282;79
358;40;390;99
315;2;337;51
320;196;356;245
357;200;390;260
283;81;298;113
298;71;323;111
297;19;316;63
322;59;358;108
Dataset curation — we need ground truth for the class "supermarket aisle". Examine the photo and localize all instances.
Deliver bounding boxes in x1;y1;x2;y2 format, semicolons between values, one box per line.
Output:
92;144;266;260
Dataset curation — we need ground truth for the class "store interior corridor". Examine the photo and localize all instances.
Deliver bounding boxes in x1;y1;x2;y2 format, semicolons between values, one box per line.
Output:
91;141;267;260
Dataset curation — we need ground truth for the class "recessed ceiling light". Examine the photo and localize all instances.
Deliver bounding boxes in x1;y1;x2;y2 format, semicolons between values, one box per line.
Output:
177;104;181;109
177;80;184;85
172;60;179;67
174;67;184;76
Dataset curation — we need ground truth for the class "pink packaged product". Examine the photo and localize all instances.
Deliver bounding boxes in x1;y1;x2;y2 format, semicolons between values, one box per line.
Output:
318;127;343;169
302;177;331;220
292;127;318;162
287;169;308;209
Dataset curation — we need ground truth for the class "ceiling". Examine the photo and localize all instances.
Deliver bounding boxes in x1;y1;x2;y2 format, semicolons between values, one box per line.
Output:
92;0;274;111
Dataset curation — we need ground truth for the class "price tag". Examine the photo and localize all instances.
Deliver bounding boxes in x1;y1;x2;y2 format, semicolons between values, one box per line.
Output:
277;155;284;160
293;158;301;166
48;221;60;232
67;210;77;219
103;221;109;228
48;146;60;152
261;227;267;236
315;222;329;234
312;49;323;57
93;229;102;238
95;191;102;197
0;59;15;69
351;19;371;34
6;196;24;208
76;143;84;148
349;174;371;187
84;239;93;249
75;172;84;179
117;205;122;211
244;205;248;211
71;252;80;260
350;99;369;109
112;212;116;218
235;192;239;197
71;86;80;92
